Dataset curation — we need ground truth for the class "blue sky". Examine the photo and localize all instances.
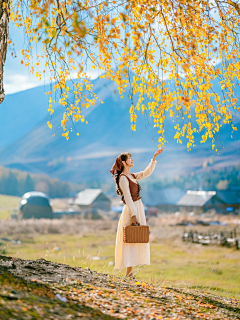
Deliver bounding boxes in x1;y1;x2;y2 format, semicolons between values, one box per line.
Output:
4;24;47;94
4;17;220;96
4;24;100;95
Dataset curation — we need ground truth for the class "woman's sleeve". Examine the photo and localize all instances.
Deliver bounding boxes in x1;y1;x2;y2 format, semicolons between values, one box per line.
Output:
133;158;157;181
119;176;138;217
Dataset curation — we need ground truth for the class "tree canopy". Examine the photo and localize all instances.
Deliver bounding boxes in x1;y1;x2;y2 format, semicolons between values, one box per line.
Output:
4;0;240;149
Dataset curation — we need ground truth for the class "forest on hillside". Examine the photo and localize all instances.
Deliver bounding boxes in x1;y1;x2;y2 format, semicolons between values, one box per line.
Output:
0;164;239;199
147;165;240;192
0;166;84;198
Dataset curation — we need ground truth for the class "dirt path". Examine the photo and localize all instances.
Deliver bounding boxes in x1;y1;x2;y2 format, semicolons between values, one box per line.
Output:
0;255;239;319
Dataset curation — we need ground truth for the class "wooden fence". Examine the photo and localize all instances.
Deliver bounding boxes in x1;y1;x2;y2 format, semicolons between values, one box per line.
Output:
182;229;240;249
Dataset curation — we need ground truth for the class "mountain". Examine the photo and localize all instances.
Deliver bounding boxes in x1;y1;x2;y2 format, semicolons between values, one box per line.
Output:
0;84;57;148
0;74;239;184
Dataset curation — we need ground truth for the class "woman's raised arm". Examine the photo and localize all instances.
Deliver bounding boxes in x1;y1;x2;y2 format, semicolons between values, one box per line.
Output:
133;159;157;180
133;147;163;180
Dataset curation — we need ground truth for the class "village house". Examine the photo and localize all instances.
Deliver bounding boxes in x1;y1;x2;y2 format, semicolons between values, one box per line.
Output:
177;190;240;214
214;190;240;213
74;188;111;213
177;190;217;213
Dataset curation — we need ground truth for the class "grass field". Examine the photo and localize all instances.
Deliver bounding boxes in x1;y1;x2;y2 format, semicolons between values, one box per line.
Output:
0;192;239;300
0;194;20;219
1;225;240;299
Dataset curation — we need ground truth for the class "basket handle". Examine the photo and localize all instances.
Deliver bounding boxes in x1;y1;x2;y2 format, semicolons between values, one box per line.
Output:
131;222;140;226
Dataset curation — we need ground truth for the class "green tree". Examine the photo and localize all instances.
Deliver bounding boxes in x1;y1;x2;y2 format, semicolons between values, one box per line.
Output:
23;174;35;194
5;172;18;195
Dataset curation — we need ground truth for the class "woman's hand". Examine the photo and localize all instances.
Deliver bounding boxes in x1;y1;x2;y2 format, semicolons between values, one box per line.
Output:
153;147;163;161
131;215;140;226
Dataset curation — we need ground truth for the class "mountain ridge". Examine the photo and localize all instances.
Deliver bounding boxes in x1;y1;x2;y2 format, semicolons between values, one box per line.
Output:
0;73;239;183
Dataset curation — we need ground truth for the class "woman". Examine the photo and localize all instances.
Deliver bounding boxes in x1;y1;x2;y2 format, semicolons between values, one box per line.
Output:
110;147;163;277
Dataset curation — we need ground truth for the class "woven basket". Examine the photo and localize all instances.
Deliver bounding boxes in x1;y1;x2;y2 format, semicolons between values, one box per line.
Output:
123;225;149;243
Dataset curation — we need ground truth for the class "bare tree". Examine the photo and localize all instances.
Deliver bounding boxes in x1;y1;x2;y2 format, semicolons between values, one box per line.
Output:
0;0;9;103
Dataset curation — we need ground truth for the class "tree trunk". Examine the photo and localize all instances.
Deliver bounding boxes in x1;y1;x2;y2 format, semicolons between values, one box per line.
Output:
0;0;9;104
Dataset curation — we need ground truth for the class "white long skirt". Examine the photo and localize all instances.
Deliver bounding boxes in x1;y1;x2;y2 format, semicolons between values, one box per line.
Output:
115;199;150;270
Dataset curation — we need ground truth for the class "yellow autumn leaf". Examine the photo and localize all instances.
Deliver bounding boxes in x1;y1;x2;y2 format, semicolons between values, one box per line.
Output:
131;124;136;131
47;121;52;129
8;0;238;150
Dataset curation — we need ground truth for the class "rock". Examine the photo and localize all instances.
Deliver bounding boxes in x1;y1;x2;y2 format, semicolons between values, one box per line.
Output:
11;240;21;244
55;293;67;303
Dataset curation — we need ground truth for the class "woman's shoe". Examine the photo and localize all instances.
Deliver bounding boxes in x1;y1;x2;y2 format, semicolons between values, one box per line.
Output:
124;275;136;280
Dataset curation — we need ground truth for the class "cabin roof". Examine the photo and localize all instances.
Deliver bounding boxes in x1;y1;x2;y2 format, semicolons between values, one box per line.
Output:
75;188;105;206
177;190;216;207
216;190;240;205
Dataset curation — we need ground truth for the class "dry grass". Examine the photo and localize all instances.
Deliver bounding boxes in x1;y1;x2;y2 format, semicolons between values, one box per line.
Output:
148;214;240;241
0;217;118;236
1;213;240;298
50;198;71;211
0;194;20;220
1;212;240;238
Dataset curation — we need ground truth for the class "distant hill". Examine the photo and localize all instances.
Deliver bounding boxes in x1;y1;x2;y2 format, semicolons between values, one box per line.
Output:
0;165;83;198
0;84;56;148
0;73;239;184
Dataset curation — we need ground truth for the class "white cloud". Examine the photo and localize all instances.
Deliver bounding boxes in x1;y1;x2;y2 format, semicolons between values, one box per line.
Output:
4;74;42;95
66;148;156;162
68;71;104;81
4;70;102;95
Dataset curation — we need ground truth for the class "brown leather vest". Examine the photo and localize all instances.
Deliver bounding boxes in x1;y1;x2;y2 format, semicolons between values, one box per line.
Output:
119;173;142;204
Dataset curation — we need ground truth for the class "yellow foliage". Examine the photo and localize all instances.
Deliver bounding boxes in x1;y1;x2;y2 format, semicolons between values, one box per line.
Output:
131;124;136;131
47;121;52;129
10;0;240;147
